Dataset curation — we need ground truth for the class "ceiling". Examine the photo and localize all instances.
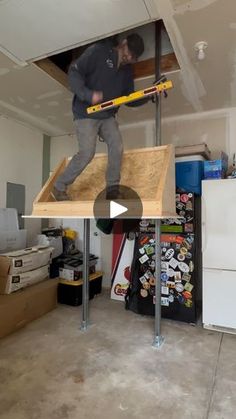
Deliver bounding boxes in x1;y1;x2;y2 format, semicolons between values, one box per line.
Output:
0;0;235;136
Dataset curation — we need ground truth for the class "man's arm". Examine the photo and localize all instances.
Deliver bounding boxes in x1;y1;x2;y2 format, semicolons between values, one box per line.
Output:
68;45;102;104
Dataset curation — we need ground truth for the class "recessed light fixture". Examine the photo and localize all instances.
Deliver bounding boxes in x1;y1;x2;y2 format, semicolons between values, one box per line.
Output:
194;41;208;60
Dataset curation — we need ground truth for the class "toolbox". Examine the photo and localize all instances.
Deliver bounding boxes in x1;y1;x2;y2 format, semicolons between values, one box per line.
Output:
57;271;103;306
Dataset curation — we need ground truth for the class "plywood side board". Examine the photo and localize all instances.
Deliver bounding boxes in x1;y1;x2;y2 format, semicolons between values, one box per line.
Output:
32;145;177;218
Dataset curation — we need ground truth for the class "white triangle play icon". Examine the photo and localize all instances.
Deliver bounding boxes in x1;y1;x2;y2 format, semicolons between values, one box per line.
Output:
110;201;128;218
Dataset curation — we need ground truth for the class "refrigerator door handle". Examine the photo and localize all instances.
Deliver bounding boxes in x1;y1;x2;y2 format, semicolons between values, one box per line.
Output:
202;197;207;253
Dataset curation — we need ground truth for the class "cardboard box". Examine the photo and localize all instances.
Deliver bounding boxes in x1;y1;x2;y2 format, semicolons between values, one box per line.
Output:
0;264;50;294
0;246;53;276
204;152;228;179
0;278;58;339
0;229;27;253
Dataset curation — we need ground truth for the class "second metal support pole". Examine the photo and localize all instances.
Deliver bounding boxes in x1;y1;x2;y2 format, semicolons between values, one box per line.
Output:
153;20;164;348
81;218;90;331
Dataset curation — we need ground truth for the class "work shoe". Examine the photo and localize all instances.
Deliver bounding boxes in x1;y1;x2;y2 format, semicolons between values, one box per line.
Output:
51;187;71;201
106;186;124;200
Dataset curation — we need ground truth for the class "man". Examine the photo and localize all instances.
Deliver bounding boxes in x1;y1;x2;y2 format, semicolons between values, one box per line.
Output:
52;33;146;201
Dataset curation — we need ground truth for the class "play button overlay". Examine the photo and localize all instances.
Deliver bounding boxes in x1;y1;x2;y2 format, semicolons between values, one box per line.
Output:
93;185;143;224
110;201;128;218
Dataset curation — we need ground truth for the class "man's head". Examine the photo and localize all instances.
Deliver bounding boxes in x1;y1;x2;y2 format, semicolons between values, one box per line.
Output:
117;33;144;66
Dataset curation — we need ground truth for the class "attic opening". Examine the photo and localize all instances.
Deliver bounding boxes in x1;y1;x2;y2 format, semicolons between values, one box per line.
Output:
34;20;180;90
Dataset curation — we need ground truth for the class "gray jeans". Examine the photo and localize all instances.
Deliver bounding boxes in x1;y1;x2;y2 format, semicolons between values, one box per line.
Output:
55;117;123;192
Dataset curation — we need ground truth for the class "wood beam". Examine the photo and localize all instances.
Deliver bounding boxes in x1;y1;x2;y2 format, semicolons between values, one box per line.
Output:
35;52;179;90
35;58;69;89
132;53;180;79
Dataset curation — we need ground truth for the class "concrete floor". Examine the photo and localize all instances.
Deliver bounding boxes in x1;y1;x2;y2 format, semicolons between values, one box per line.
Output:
0;291;235;419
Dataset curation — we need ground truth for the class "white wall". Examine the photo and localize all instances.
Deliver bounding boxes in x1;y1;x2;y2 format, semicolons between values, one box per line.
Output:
50;107;236;287
0;115;44;245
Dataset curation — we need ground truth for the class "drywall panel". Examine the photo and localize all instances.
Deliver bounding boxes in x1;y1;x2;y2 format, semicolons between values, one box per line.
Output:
0;0;152;64
162;114;228;159
0;116;43;244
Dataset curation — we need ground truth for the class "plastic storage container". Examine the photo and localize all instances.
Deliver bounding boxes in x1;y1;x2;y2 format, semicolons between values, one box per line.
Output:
57;272;103;306
175;155;205;195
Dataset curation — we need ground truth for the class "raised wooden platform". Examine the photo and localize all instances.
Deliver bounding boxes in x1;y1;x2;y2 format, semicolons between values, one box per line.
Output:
31;145;177;219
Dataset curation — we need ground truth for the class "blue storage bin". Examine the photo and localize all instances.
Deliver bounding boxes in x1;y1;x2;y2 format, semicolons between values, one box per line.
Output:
175;155;205;195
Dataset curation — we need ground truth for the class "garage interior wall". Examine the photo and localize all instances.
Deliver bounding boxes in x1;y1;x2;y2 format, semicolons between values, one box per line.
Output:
0;115;43;244
50;106;236;287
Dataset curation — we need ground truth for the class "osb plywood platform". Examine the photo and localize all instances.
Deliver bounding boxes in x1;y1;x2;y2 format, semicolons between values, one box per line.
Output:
31;145;177;218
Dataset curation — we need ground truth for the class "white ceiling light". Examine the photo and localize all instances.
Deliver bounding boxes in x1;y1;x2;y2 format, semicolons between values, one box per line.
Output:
194;41;208;60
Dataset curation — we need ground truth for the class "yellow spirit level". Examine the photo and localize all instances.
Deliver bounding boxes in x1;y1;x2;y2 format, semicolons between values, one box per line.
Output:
87;80;173;114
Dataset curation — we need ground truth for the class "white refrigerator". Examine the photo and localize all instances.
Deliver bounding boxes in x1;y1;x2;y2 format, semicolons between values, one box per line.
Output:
202;179;236;333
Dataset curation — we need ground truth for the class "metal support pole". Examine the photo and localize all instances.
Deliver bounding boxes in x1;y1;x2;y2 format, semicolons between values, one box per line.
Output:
153;20;164;348
155;20;162;148
80;218;90;331
153;219;164;347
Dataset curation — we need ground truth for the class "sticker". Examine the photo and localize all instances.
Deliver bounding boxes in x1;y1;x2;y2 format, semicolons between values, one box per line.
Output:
176;202;185;210
139;220;149;228
149;239;155;245
184;282;194;292
186;235;194;245
189;261;194;272
162;247;167;253
180;194;189;203
146;246;154;256
149;261;155;270
182;273;191;282
178;262;190;273
139;247;145;255
144;270;152;279
185;224;194;233
143;281;150;290
175;283;184;292
174;271;182;281
161;262;169;272
161;286;169;295
139;254;149;264
182;240;191;250
177;253;185;262
167;281;175;289
176;194;180;201
140;289;148;298
149;287;155;296
178;294;185;304
185;299;193;308
182;291;192;300
180;247;188;255
186;252;192;259
167;268;175;278
161;297;169;307
149;277;155;286
168;294;174;303
161;273;169;282
169;257;179;269
139;276;146;284
186;201;193;211
165;248;175;260
140;236;150;246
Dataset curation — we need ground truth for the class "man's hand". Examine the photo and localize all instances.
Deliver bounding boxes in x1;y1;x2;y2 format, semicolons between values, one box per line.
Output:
91;91;103;105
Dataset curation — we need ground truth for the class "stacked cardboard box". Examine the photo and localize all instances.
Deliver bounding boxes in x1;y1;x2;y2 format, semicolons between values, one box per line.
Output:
0;245;58;338
0;246;53;294
0;278;58;338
